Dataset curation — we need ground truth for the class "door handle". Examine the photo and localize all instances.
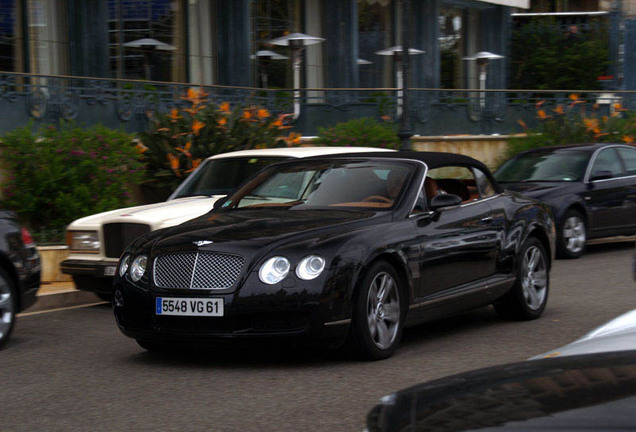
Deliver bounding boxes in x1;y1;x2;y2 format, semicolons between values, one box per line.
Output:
481;216;494;224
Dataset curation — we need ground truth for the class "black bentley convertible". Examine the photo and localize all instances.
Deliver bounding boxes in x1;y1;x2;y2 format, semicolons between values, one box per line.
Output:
113;152;555;359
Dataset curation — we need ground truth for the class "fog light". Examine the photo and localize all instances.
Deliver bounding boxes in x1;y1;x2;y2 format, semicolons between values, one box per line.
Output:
114;289;124;307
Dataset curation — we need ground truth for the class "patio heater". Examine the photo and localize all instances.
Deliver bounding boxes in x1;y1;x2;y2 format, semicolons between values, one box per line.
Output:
123;38;176;81
462;51;504;109
251;50;289;88
268;33;325;120
375;46;424;126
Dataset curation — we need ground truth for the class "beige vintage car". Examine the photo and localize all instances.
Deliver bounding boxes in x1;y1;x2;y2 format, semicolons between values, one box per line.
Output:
61;146;393;299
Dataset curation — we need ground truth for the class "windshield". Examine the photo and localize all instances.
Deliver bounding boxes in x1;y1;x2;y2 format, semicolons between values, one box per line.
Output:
221;160;415;211
494;150;591;182
171;156;290;198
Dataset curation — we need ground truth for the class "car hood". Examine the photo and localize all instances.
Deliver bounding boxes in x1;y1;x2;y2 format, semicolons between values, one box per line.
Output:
149;209;381;252
67;195;224;230
531;309;636;359
498;181;571;200
367;351;636;432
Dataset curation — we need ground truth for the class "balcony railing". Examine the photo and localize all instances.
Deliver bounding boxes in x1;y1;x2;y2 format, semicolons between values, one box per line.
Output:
1;71;635;136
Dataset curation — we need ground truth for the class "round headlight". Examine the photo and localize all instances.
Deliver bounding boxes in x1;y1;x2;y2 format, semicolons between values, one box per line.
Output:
119;254;130;277
130;255;148;282
296;255;326;280
259;256;290;285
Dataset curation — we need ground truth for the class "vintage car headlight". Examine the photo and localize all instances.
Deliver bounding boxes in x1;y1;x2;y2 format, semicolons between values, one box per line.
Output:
119;254;130;277
130;255;148;282
67;230;100;251
259;256;290;284
296;255;326;280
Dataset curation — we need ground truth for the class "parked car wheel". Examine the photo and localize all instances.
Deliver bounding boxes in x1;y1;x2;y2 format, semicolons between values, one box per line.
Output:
0;269;17;349
349;261;404;360
494;237;549;320
557;210;587;259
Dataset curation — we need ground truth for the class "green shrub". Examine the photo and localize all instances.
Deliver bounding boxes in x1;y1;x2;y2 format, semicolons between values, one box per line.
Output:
508;96;636;158
313;117;399;149
0;124;144;242
138;89;297;192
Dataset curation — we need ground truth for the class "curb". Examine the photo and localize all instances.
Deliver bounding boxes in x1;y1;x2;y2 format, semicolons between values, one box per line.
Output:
24;288;106;314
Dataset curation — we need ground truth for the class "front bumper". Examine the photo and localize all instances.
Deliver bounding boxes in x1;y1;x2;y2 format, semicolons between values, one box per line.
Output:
61;258;119;279
113;271;353;345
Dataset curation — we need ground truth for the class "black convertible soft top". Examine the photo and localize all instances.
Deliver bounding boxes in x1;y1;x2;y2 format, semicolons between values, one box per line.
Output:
308;150;490;172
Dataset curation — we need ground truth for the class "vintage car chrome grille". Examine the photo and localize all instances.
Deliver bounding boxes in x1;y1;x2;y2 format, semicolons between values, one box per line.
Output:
103;223;151;258
153;252;244;290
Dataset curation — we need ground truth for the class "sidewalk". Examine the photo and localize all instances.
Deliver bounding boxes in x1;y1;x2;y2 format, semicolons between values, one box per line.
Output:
25;281;106;314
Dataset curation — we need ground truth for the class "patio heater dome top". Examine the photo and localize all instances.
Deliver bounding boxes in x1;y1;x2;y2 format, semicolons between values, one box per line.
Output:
123;38;176;51
462;51;504;61
357;58;373;65
251;50;289;60
268;33;325;46
375;45;425;56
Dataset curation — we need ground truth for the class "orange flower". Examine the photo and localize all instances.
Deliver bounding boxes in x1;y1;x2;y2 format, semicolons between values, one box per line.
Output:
614;103;626;112
242;109;253;120
185;158;202;173
176;141;192;157
219;102;231;113
168;108;182;121
167;153;181;176
517;119;528;130
192;119;205;135
553;105;565;115
584;118;599;132
218;117;227;126
536;109;549;120
135;141;148;153
569;94;579;101
622;135;634;144
257;108;270;119
285;132;302;146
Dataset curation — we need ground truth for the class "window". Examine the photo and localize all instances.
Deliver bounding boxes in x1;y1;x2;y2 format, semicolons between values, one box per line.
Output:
591;148;624;180
616;147;636;176
27;0;69;75
108;0;185;81
358;0;393;88
0;0;22;72
425;166;483;204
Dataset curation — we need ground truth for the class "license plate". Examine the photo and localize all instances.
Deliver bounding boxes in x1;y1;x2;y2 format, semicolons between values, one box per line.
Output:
104;266;116;276
156;297;224;317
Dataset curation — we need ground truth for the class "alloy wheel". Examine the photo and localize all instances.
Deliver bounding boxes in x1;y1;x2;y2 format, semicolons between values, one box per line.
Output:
562;216;586;255
366;272;401;350
521;245;548;311
0;277;15;343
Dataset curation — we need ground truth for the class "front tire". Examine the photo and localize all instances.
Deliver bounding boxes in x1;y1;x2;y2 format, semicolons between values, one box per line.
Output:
348;261;404;360
494;237;549;321
0;269;17;349
557;210;586;259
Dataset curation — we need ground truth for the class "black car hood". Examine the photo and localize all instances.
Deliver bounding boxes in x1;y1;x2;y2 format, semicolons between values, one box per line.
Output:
152;208;381;252
499;181;570;200
367;351;636;432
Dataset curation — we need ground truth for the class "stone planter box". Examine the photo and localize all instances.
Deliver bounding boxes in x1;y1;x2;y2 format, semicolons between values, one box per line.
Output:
37;245;71;283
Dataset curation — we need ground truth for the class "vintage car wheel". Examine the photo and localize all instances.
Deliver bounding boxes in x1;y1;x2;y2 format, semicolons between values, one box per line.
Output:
557;210;586;259
494;237;549;321
0;269;17;349
349;261;404;360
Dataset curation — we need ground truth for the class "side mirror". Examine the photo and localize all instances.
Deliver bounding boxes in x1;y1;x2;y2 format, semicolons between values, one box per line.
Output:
429;193;463;211
590;170;613;182
212;196;228;210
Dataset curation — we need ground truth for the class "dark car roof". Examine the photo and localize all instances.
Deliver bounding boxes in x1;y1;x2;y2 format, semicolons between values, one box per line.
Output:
370;350;636;432
515;142;629;156
306;150;491;172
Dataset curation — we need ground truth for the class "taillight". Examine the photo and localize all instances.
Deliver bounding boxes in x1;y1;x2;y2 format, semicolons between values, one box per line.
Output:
21;227;35;246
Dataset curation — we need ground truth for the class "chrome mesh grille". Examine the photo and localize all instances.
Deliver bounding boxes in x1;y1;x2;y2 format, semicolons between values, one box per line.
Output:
154;252;244;290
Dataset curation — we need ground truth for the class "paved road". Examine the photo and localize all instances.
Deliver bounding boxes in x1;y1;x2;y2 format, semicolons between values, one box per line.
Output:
2;242;635;432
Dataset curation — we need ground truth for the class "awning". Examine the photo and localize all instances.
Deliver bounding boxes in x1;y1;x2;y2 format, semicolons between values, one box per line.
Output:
478;0;529;9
